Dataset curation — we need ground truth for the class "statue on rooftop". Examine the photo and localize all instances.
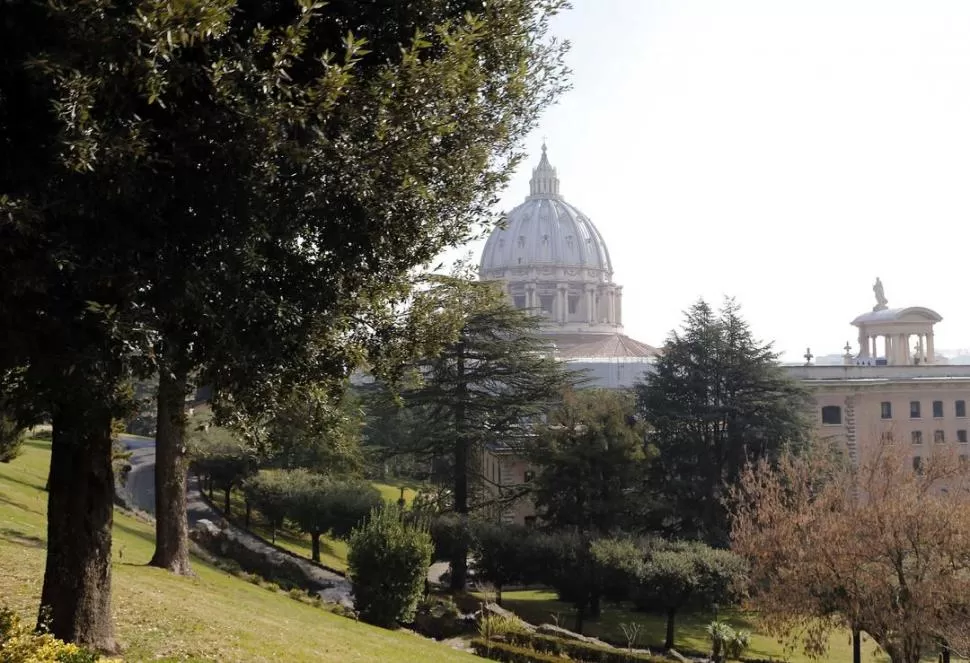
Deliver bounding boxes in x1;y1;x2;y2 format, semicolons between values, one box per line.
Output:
873;277;888;311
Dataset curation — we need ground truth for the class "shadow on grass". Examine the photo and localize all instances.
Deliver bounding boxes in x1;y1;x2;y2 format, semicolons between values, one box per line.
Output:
0;472;46;494
113;518;158;548
0;527;45;549
0;491;37;513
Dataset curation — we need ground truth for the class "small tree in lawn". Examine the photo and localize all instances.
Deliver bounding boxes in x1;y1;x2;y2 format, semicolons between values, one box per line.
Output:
471;522;529;605
241;471;294;544
287;471;382;563
634;541;747;651
189;420;254;518
349;506;434;628
0;409;25;463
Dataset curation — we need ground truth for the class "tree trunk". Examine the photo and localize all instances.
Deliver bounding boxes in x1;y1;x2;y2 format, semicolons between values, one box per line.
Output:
664;607;676;650
39;404;118;653
244;500;251;529
223;486;231;517
574;601;585;635
311;532;321;563
149;366;191;575
496;584;502;606
852;627;861;663
207;476;213;499
450;341;469;592
590;591;601;618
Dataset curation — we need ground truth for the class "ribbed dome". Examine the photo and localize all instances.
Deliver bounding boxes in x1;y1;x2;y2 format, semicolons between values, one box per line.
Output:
479;145;613;278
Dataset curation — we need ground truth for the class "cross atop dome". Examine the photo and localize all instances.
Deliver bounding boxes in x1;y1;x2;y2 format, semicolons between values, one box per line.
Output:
528;141;561;200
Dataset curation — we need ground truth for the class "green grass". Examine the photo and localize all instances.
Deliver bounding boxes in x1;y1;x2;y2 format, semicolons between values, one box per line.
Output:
495;590;888;663
0;439;475;662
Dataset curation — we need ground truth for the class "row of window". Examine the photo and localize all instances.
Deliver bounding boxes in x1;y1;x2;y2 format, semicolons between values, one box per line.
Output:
913;455;969;472
909;429;969;444
881;399;967;420
821;400;968;425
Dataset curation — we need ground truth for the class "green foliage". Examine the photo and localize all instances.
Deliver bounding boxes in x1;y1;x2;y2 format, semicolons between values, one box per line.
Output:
471;522;532;596
529;388;651;534
252;385;364;476
590;537;645;602
707;621;751;663
636;298;812;545
473;633;670;663
478;612;529;641
282;468;382;561
0;416;24;464
632;541;747;649
0;606;99;662
348;506;433;628
190;414;256;509
241;470;295;538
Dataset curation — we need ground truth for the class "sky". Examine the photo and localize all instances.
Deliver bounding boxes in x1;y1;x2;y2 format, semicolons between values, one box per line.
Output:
436;0;970;362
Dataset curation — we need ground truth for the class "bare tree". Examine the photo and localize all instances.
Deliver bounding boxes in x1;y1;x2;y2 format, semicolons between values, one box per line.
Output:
731;436;970;663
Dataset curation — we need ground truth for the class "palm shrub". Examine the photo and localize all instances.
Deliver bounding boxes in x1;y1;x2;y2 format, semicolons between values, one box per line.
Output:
706;620;750;662
348;505;433;628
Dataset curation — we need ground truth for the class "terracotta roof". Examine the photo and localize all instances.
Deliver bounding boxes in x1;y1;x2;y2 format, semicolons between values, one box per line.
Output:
543;332;659;360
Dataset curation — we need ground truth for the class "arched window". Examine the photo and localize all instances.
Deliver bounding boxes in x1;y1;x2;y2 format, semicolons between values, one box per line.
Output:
821;405;842;425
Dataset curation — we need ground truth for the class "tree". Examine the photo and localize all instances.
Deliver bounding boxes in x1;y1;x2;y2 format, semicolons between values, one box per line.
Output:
2;0;569;647
189;417;256;518
382;277;580;590
241;470;294;544
348;506;434;628
286;471;382;563
633;541;747;651
529;388;650;534
731;437;970;663
636;298;811;546
471;521;531;604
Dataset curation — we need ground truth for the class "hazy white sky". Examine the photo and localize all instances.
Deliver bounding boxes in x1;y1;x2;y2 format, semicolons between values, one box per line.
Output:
439;0;970;361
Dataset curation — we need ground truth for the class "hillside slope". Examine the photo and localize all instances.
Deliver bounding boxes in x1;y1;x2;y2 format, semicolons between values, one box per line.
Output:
0;439;475;662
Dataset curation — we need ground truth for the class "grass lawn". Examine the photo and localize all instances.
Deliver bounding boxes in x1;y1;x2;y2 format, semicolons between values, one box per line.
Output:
497;590;889;663
0;439;475;663
212;478;422;573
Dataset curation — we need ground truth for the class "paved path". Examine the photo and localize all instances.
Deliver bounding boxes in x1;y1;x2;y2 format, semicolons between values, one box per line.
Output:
116;435;352;603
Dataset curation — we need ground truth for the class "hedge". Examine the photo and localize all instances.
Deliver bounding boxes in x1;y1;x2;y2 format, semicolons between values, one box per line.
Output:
470;638;569;663
504;632;669;663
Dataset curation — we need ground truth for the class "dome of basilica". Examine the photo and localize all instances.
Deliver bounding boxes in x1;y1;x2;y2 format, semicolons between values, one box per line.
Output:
478;145;613;279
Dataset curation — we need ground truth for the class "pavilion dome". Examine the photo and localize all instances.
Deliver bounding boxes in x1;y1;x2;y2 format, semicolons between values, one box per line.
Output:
479;144;613;280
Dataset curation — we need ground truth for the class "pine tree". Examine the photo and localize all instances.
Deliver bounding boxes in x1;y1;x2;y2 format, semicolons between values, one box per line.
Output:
636;298;811;546
374;277;580;590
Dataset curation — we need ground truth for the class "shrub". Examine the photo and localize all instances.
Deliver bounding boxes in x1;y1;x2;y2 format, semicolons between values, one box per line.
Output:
470;638;567;663
590;537;643;602
472;636;670;663
0;607;99;662
503;632;667;663
472;522;531;602
478;612;528;642
348;505;433;627
240;470;294;543
0;413;25;463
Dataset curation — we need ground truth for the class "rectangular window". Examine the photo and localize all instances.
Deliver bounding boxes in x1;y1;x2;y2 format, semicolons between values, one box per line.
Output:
513;295;526;309
523;470;535;483
568;296;579;315
821;406;842;425
934;430;945;443
910;401;921;419
957;400;967;418
912;430;923;445
880;402;892;419
959;429;968;444
961;454;969;466
524;516;537;528
933;400;944;418
913;456;924;473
